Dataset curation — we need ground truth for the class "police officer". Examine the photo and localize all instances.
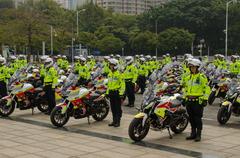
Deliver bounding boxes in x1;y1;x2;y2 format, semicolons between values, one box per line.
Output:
105;59;125;127
0;57;10;98
229;55;240;77
137;57;148;94
77;57;90;86
103;56;110;77
43;58;58;114
123;56;137;107
182;58;210;142
17;55;27;69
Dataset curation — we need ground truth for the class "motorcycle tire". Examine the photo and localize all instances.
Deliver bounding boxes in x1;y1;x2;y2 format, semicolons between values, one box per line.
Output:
170;113;189;134
92;101;109;121
128;118;150;142
37;101;49;113
50;106;70;127
0;99;15;117
208;91;216;105
217;106;231;125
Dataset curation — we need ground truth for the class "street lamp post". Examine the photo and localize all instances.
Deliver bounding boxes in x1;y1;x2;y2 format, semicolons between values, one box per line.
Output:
72;38;75;64
50;26;53;56
155;19;158;60
225;0;238;58
77;9;86;36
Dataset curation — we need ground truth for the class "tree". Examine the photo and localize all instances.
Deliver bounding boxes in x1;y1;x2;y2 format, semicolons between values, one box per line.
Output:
96;35;125;54
158;28;195;55
137;0;240;54
130;31;158;54
0;0;14;9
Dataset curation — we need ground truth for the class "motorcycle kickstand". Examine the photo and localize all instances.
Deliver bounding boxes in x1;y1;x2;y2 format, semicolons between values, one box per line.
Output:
167;127;173;139
87;116;90;125
31;107;34;115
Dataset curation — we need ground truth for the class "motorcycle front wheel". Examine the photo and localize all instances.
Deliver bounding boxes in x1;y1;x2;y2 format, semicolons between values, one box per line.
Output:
217;106;231;125
0;99;15;117
50;106;69;127
128;118;150;142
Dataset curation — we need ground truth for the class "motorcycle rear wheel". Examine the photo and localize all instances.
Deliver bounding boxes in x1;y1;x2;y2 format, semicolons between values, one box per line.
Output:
171;113;189;134
128;118;150;142
50;106;69;127
92;101;109;121
37;100;49;113
0;99;15;117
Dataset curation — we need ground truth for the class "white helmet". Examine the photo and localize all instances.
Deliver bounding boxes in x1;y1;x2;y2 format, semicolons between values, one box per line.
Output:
219;54;225;59
44;58;54;68
10;55;17;61
116;54;121;59
146;55;151;60
40;55;48;61
188;58;202;67
125;56;134;65
62;55;67;59
152;56;157;60
104;56;110;60
109;58;119;70
60;75;67;81
57;55;61;58
0;57;6;65
32;69;39;73
80;57;86;62
18;55;25;60
74;56;80;60
139;57;146;62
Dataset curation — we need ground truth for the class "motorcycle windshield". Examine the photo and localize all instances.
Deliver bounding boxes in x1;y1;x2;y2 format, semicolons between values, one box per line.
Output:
9;65;29;85
62;73;78;92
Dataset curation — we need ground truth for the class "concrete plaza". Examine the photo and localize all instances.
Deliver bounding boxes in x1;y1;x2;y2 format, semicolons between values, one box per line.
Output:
0;95;240;158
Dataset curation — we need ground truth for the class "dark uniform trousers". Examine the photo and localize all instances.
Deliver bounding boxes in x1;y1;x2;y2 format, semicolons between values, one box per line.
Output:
0;81;7;98
185;101;204;131
44;85;56;112
109;90;122;123
137;75;146;94
125;80;135;105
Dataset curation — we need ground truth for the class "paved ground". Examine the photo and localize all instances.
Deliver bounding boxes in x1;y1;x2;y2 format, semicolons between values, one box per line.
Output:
0;94;240;158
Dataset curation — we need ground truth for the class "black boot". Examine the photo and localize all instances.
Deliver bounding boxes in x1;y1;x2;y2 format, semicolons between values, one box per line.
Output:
186;128;196;140
108;118;116;127
195;129;201;142
114;119;120;127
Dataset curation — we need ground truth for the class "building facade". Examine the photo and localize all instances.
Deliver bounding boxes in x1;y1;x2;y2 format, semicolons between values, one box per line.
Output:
95;0;169;15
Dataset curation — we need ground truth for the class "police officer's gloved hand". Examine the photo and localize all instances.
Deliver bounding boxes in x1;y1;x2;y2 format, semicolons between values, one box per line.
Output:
202;100;208;107
120;95;125;100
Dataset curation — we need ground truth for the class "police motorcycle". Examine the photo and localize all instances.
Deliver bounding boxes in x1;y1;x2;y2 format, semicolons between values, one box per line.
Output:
208;69;230;105
217;78;240;124
0;65;49;117
128;68;188;142
50;73;109;127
